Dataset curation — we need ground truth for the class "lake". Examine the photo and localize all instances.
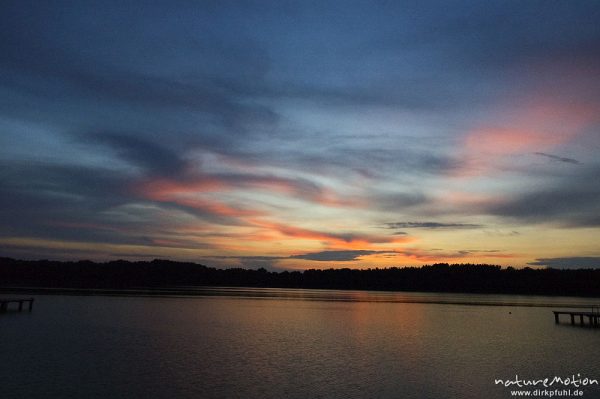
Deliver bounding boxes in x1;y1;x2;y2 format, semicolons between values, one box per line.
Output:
1;288;600;399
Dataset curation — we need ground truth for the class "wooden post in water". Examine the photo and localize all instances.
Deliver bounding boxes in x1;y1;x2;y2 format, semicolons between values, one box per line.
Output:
0;298;34;313
552;310;600;328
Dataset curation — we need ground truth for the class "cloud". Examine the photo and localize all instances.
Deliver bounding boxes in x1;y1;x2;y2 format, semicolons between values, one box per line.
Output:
487;165;600;227
397;248;515;263
0;158;236;250
205;251;388;266
207;247;517;267
371;192;431;212
490;191;600;226
133;170;361;226
0;161;131;231
483;230;520;237
289;250;384;262
251;221;412;250
533;152;581;165
527;257;600;269
384;222;482;229
0;2;280;133
325;145;461;179
89;133;188;176
450;97;598;178
204;250;393;268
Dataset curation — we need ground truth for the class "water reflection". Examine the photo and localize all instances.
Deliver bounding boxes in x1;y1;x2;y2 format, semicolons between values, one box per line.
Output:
181;287;600;308
1;291;599;399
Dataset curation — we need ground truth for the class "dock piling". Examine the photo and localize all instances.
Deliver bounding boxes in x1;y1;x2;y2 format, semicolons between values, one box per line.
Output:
0;298;34;314
553;310;600;328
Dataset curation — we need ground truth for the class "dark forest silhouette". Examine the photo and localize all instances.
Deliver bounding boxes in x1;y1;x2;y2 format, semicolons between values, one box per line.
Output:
1;257;599;297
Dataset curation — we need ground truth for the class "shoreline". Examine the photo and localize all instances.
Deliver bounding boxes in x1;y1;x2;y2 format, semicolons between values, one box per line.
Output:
2;285;599;309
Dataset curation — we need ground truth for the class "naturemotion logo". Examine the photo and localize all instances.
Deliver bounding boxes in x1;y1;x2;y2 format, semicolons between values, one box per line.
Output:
495;374;598;397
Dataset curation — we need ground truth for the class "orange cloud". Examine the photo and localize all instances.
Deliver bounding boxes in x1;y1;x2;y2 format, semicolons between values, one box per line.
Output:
249;219;413;250
174;197;263;218
135;177;227;199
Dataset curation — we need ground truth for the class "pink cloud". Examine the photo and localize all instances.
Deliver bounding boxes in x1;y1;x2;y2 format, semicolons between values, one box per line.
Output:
453;99;599;178
134;172;361;210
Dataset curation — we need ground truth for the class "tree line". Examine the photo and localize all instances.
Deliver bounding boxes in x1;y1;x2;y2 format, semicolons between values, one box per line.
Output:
1;257;599;297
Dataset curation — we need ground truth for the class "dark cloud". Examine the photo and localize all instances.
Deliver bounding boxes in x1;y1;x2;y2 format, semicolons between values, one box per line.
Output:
1;51;279;133
0;244;108;261
208;250;394;265
386;1;600;71
89;132;188;177
359;2;600;115
0;161;130;213
487;166;600;227
384;222;483;229
492;191;600;225
0;2;279;144
527;257;600;269
290;250;384;262
0;160;142;243
372;193;430;212
0;159;240;245
484;230;520;237
329;146;461;178
457;249;501;255
534;152;581;165
3;0;599;126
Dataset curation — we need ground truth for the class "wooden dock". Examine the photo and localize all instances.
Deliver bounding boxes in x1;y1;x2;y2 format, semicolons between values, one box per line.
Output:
0;298;34;313
553;309;600;327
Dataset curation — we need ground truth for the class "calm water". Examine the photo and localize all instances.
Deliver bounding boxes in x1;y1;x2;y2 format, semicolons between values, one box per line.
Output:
1;288;600;399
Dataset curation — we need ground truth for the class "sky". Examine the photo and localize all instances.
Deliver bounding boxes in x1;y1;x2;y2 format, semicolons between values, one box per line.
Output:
1;0;599;270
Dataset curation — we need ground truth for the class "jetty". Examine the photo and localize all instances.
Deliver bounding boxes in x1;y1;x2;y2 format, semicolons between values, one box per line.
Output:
0;298;34;313
553;307;600;327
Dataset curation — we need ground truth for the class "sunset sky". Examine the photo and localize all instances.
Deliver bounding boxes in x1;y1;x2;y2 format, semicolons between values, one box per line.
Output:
1;1;599;270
